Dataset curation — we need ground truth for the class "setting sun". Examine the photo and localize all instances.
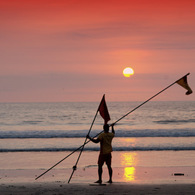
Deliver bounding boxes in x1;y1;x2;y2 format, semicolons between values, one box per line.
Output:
123;67;134;77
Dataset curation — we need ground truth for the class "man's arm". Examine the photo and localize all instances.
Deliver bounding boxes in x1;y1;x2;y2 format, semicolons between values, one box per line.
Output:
111;124;115;134
86;135;100;143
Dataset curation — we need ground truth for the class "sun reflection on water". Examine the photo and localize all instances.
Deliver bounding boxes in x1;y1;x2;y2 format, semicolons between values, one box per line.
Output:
119;138;137;182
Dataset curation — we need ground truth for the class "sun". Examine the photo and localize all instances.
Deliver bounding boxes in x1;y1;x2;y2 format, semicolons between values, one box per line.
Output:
123;67;134;77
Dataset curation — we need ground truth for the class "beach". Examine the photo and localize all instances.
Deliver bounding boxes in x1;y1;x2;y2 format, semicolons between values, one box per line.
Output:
1;151;195;194
0;102;194;194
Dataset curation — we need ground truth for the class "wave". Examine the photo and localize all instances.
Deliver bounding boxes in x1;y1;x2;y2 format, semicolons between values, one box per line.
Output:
0;128;195;139
0;129;195;139
154;119;195;124
1;146;195;152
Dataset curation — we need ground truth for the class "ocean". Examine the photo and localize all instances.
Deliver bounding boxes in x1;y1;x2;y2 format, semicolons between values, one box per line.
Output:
0;101;194;152
0;101;195;183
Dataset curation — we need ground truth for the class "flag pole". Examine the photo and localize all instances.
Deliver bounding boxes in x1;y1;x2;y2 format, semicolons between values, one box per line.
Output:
35;95;105;181
35;130;103;180
68;95;105;183
67;110;98;183
112;73;190;125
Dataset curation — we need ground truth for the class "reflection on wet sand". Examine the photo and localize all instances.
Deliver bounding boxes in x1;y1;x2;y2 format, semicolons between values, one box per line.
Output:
119;138;138;182
124;167;135;181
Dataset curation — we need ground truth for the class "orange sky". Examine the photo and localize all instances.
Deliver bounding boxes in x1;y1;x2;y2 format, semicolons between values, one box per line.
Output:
0;0;194;102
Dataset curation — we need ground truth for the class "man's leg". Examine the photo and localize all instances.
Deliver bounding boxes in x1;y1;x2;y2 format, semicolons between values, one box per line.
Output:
98;165;103;183
96;154;103;183
106;153;112;183
107;165;112;183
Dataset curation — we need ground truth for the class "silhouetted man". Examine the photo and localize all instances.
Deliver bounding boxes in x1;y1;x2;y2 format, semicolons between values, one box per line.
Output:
87;124;115;184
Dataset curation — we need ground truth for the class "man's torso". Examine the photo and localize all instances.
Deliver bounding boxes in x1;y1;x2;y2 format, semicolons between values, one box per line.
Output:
98;132;114;154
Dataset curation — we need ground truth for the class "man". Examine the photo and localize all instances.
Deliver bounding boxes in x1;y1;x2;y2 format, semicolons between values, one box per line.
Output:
87;124;115;184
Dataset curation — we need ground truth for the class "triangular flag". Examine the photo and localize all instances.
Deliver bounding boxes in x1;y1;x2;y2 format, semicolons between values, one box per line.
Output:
98;95;111;124
176;74;193;95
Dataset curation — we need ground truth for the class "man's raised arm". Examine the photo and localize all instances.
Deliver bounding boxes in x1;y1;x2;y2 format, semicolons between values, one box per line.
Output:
110;124;115;134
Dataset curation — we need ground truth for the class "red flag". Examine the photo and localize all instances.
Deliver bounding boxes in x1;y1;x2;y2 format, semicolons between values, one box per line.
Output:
98;95;111;124
176;74;193;95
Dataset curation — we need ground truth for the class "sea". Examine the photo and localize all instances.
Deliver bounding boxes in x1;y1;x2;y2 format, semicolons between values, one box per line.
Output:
0;101;195;183
0;101;194;153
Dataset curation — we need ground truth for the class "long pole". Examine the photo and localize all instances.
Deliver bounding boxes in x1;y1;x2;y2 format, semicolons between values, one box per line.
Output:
35;95;105;181
67;109;99;183
68;94;107;183
35;131;103;180
112;73;190;125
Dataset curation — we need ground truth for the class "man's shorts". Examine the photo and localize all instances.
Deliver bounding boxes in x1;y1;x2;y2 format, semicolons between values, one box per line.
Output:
98;153;112;166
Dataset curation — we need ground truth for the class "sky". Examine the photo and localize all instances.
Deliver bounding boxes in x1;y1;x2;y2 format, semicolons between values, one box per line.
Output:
0;0;195;102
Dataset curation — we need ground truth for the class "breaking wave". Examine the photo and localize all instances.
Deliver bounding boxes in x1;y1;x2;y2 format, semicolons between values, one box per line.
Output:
0;128;195;139
1;146;195;152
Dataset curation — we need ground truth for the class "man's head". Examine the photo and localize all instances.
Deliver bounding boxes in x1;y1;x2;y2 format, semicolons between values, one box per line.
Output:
103;124;109;132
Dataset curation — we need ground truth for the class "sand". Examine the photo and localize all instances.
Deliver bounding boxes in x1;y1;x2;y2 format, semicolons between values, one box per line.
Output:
1;182;195;195
1;166;195;195
1;151;195;194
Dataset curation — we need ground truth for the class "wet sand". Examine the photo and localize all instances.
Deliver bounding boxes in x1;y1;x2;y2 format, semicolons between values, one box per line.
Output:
1;166;195;195
1;151;195;194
